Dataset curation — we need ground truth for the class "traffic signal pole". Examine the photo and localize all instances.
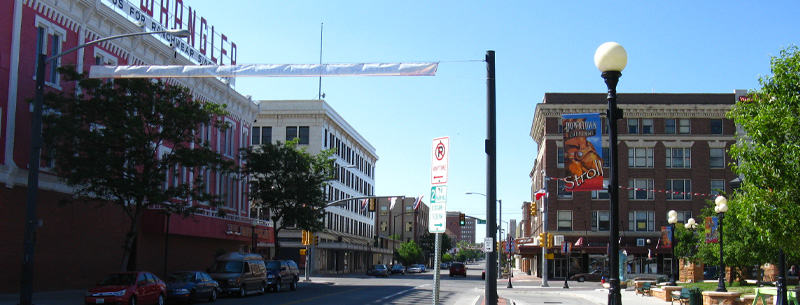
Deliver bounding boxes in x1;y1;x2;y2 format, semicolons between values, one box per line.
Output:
485;50;498;305
541;170;549;287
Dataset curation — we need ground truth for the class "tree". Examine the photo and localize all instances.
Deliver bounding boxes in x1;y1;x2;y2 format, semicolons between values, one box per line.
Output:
241;140;335;259
42;68;234;271
418;232;453;257
728;45;800;253
395;240;423;266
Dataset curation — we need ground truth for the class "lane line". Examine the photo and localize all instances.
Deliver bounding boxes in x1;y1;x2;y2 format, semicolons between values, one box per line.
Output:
374;283;431;303
280;286;368;305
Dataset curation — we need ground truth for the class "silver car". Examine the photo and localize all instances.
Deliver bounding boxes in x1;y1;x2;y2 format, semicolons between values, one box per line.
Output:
407;265;422;273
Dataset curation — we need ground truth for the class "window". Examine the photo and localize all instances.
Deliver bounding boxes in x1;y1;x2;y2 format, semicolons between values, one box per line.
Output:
673;211;692;224
628;179;654;200
221;124;233;156
642;119;653;134
628;119;639;134
628;147;654;168
252;126;272;145
666;148;691;168
710;180;725;196
591;179;610;199
628;211;655;232
710;119;723;134
406;221;413;232
286;126;310;144
710;148;725;168
679;119;691;134
49;33;61;83
557;147;564;168
666;179;692;200
602;147;609;167
557;210;572;231
665;119;676;134
557;179;572;199
35;27;46;73
592;211;610;231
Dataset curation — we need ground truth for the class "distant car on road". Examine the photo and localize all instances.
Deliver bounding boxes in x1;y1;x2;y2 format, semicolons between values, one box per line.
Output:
165;270;219;302
391;265;405;275
407;265;422;273
570;270;609;282
265;260;299;292
367;264;389;277
449;262;467;277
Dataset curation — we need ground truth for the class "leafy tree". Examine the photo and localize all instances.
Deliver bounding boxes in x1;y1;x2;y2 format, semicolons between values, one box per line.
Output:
395;240;423;266
418;232;453;257
241;140;334;259
442;253;453;263
727;45;800;253
42;68;234;271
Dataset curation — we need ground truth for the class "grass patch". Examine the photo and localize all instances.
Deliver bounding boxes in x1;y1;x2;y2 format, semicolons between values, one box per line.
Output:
679;282;759;294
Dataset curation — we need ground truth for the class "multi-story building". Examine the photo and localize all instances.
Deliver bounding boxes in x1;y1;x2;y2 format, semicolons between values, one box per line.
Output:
375;197;430;263
1;0;260;292
445;211;476;244
519;91;741;280
253;99;384;274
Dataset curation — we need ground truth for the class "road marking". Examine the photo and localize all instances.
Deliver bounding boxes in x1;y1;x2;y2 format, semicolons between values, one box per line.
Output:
374;283;430;302
281;287;368;305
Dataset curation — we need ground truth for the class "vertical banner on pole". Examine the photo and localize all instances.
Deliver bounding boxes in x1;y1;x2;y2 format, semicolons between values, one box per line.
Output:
561;113;604;191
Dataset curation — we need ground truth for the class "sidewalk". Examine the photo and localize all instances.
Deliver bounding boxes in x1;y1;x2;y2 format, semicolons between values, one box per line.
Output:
497;268;669;305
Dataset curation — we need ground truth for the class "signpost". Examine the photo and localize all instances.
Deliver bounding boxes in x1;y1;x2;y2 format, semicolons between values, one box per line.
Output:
431;136;449;305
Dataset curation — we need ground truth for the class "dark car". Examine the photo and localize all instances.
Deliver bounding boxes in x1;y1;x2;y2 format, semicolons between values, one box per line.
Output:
85;271;166;305
570;270;609;282
367;264;389;277
165;271;219;302
265;260;299;292
391;265;405;275
449;262;467;277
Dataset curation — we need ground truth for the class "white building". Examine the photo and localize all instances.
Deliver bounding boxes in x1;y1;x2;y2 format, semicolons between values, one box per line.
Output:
253;99;386;274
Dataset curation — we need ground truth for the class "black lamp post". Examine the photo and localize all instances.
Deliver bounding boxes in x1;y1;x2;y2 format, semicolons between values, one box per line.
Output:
19;28;190;305
714;196;728;292
668;210;678;286
594;42;627;305
251;220;259;254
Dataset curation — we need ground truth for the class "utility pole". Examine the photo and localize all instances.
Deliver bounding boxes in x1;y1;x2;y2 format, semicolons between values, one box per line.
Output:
541;170;549;287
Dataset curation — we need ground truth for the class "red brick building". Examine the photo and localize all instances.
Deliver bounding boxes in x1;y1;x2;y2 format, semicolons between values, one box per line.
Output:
1;0;262;293
518;92;741;280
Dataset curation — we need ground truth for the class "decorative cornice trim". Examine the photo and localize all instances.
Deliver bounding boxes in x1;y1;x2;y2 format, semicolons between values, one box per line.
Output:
663;140;695;148
625;139;658;148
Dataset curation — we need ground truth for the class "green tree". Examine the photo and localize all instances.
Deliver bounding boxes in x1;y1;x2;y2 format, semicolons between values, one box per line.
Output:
241;140;335;259
395;240;423;266
727;45;800;254
442;253;453;263
42;68;234;271
418;232;453;257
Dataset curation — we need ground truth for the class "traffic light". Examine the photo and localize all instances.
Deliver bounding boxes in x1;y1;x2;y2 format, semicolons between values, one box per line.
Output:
368;198;376;212
301;230;310;245
314;235;319;246
538;233;545;246
459;213;466;226
547;232;554;249
529;202;537;216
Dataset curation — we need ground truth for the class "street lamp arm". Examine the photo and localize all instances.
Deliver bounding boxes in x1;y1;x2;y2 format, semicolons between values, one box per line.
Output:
46;29;190;63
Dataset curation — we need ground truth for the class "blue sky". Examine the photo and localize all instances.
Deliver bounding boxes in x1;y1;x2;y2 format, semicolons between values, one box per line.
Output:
180;1;799;240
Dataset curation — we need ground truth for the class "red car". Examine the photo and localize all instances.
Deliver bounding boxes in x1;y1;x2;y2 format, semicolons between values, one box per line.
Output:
85;271;166;305
449;262;467;277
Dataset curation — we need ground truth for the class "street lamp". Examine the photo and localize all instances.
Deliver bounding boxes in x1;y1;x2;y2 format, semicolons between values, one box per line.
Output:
594;41;627;305
668;210;679;286
466;192;503;280
20;28;190;305
714;196;729;292
251;220;260;254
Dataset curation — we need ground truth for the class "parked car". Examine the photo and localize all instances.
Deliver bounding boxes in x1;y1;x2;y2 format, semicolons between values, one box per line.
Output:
449;262;467;277
570;270;609;282
407;265;422;273
265;260;299;292
391;265;405;275
165;270;219;302
419;264;427;272
85;271;166;305
367;264;390;277
208;252;267;297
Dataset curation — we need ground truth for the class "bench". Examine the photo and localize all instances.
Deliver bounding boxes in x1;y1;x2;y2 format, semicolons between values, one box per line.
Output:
752;288;799;305
636;282;653;297
671;287;690;305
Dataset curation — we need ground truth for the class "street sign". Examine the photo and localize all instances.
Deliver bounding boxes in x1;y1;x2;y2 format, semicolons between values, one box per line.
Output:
431;137;449;185
484;237;494;252
428;185;447;233
477;219;486;224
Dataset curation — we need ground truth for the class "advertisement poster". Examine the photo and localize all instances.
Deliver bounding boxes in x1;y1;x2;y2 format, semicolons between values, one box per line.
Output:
705;217;719;243
661;226;673;248
562;113;604;191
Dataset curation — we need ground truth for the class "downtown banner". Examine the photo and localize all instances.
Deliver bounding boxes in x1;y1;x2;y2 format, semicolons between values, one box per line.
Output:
562;113;604;191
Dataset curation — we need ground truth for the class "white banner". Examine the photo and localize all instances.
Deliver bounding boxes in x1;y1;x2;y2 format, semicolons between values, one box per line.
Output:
89;63;438;78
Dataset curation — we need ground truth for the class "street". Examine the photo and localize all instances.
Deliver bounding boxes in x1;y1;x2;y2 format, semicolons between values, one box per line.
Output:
1;260;663;305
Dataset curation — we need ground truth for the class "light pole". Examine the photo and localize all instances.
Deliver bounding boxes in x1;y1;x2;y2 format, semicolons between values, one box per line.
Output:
714;196;728;292
20;28;190;305
251;220;259;253
594;42;627;305
668;210;678;286
466;192;503;280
